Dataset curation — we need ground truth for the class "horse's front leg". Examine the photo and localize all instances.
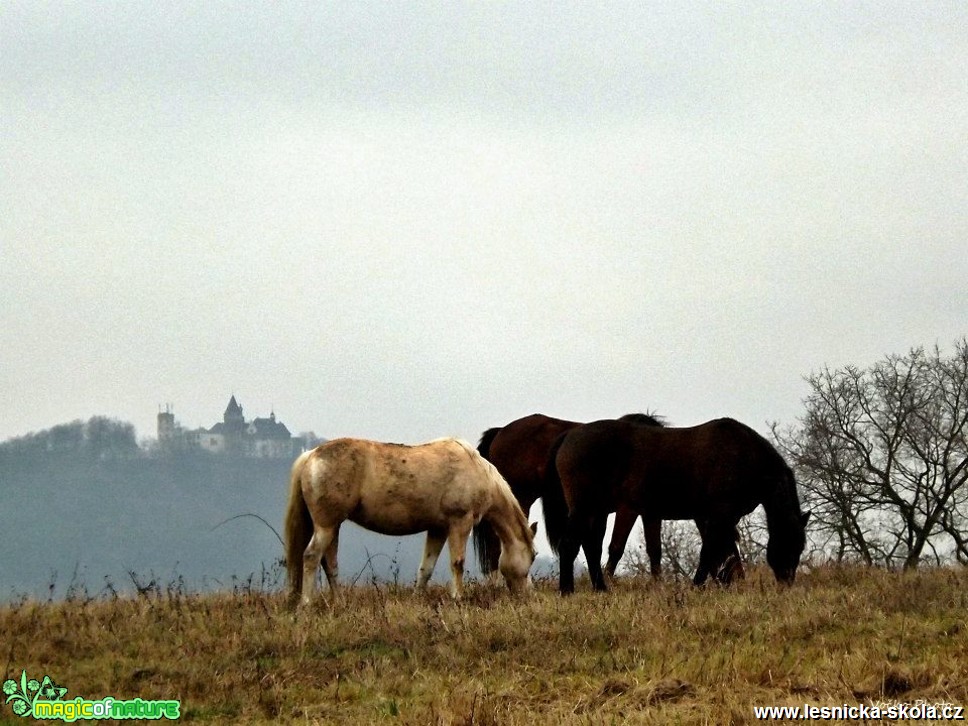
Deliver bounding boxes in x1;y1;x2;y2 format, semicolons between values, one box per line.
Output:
446;519;474;599
693;519;735;587
715;524;745;584
692;518;712;585
693;546;712;586
417;528;446;590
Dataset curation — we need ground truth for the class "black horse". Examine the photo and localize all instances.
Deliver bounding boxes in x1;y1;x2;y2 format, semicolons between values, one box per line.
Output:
474;412;742;582
544;417;809;594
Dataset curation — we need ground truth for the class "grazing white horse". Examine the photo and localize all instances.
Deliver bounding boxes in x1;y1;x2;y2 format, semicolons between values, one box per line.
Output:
285;437;536;605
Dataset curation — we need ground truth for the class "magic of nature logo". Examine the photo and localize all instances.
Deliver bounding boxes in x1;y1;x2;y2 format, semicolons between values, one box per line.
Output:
3;670;180;721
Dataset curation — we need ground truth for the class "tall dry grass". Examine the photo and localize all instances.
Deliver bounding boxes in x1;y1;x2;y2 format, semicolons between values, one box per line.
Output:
2;565;966;724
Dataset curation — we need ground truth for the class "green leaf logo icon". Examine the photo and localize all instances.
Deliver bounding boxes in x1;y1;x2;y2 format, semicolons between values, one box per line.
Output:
3;670;67;718
37;676;67;701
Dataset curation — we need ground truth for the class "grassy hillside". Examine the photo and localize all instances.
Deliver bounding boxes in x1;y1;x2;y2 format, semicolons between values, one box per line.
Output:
2;566;966;724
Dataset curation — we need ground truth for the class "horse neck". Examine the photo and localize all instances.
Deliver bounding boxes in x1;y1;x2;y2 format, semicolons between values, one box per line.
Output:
484;485;530;550
762;467;802;532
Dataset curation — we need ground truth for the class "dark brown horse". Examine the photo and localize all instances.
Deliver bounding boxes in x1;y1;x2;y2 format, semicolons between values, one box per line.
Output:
474;413;734;581
545;417;809;594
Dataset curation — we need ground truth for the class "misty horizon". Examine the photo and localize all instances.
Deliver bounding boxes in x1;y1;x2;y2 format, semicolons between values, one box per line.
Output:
3;4;966;454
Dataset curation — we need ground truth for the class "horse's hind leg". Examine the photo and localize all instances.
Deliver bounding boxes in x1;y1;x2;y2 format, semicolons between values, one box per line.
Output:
584;514;609;592
322;525;340;591
417;528;446;590
559;510;603;594
605;506;638;578
558;532;580;595
302;525;337;605
557;508;584;595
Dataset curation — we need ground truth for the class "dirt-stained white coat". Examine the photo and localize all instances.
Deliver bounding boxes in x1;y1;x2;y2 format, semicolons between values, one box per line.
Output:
285;437;536;605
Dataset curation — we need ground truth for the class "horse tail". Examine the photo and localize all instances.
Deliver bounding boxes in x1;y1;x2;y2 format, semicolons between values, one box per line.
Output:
476;427;501;460
284;451;314;602
541;431;570;556
470;429;505;575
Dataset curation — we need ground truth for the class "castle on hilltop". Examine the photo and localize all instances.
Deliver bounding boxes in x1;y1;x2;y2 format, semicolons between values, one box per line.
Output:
157;395;306;458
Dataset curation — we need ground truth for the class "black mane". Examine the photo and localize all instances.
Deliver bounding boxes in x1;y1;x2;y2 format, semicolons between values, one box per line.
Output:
618;412;666;427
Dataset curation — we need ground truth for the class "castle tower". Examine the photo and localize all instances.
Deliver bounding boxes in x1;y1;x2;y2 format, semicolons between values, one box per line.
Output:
223;395;245;434
157;404;175;443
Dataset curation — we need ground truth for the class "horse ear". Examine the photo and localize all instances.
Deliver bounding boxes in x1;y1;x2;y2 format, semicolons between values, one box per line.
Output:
801;511;811;527
530;521;538;536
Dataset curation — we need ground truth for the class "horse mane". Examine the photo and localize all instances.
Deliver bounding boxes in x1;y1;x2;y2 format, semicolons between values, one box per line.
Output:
473;427;503;574
618;412;667;427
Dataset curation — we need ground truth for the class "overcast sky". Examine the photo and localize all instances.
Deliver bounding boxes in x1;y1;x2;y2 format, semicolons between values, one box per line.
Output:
3;3;966;448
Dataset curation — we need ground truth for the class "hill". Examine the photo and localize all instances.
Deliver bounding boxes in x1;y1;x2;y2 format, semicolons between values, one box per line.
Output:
1;566;966;724
0;442;467;601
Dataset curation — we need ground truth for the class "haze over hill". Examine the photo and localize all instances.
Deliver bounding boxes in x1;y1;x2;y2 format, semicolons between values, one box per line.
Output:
0;413;558;602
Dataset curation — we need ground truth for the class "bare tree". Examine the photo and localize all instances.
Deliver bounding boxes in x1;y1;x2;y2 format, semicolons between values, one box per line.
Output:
624;520;703;580
774;341;968;569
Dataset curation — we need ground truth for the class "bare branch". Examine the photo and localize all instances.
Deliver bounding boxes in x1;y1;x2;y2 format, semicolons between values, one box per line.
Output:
779;339;968;568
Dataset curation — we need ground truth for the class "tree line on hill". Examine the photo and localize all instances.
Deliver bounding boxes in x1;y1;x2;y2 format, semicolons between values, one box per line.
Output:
0;417;326;462
0;416;140;462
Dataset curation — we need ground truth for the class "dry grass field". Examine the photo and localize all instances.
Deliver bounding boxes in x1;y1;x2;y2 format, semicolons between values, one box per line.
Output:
2;565;967;724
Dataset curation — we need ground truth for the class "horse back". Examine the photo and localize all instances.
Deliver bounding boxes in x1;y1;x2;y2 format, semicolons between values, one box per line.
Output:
554;417;788;520
488;414;581;504
304;437;492;536
685;418;787;478
629;418;788;517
